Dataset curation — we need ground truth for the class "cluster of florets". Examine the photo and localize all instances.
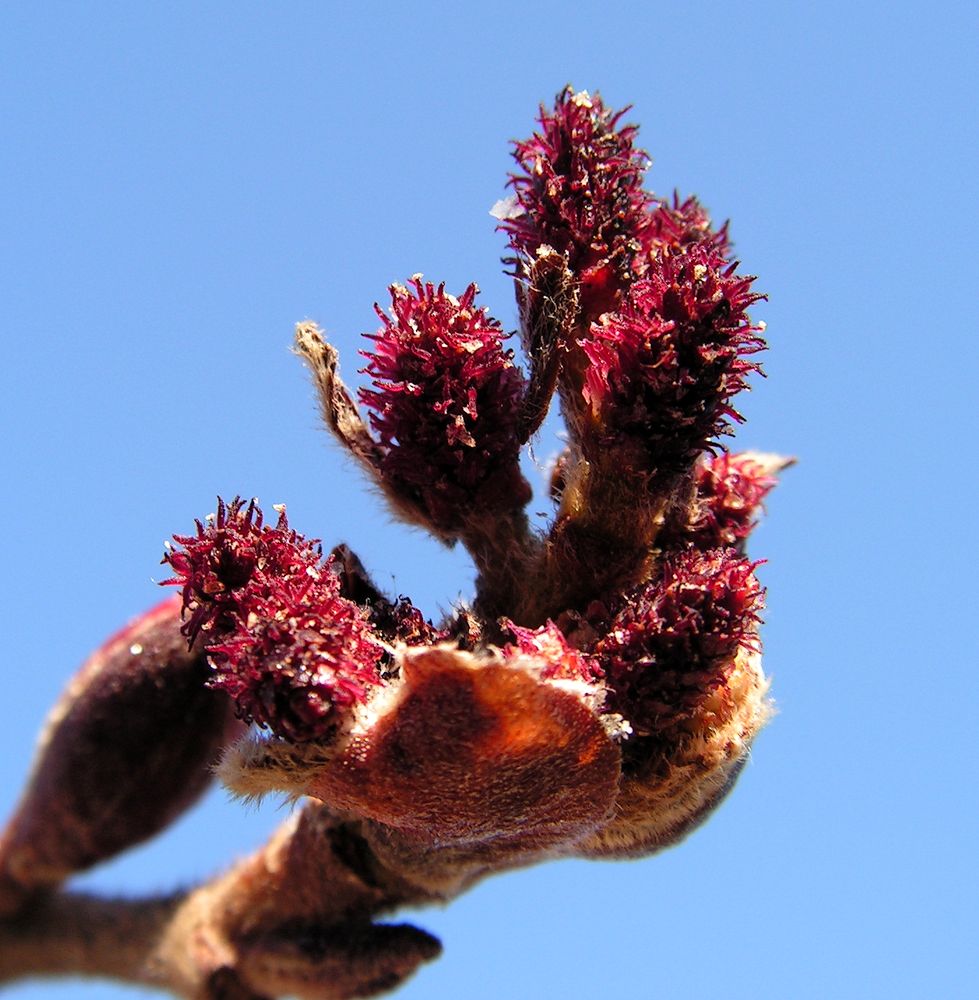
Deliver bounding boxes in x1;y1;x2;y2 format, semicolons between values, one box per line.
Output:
686;453;778;549
595;550;764;740
163;497;385;742
499;88;766;506
493;88;770;750
582;242;766;477
163;496;323;643
164;85;773;770
500;86;656;314
0;86;779;1000
359;278;531;532
503;621;602;683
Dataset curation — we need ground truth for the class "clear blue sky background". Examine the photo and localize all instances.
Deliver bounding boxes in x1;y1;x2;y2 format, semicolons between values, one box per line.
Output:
1;3;976;998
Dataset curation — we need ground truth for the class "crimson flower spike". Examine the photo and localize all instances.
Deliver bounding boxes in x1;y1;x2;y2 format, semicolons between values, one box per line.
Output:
358;277;531;534
162;497;386;743
499;85;656;316
679;451;794;550
1;86;787;1000
581;241;767;485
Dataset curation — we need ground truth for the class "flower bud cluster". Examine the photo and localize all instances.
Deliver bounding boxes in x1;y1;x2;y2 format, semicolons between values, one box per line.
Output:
582;242;765;478
501;86;655;310
504;88;765;495
166;88;777;796
166;85;777;862
685;452;780;549
594;549;764;742
359;278;531;533
164;497;384;741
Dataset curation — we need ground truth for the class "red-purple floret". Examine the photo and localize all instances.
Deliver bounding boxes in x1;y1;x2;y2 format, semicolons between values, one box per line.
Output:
503;620;603;683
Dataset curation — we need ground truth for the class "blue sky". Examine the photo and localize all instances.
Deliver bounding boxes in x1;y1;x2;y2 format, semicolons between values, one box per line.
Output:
1;2;976;998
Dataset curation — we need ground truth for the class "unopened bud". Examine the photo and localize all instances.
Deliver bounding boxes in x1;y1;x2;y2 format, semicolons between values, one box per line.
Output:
0;597;240;913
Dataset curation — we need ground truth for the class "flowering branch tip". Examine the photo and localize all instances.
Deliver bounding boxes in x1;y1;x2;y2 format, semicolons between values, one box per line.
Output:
1;85;782;1000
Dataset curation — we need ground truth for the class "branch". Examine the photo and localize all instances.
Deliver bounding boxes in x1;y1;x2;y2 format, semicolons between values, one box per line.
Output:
0;804;441;1000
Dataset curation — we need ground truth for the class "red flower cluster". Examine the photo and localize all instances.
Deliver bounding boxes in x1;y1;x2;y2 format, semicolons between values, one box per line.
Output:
163;498;384;741
686;452;779;549
501;86;655;312
163;88;774;758
582;241;766;478
359;278;531;533
503;620;602;683
0;86;781;1000
595;549;764;740
643;193;732;258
